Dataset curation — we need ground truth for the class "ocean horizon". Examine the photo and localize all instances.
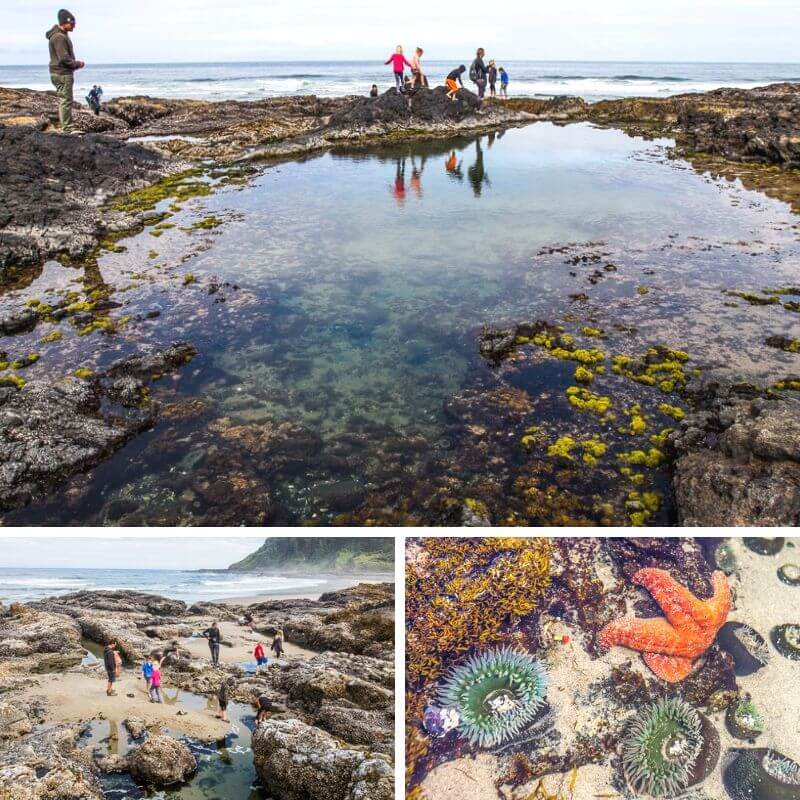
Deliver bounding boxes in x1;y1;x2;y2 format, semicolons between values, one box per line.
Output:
2;59;798;102
0;566;350;604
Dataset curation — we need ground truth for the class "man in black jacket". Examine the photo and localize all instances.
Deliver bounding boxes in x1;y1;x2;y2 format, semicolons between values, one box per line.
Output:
203;622;222;667
471;48;488;102
46;9;85;132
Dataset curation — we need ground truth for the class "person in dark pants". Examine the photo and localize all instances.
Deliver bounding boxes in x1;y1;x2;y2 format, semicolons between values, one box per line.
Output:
104;640;118;696
202;622;222;667
470;48;488;102
46;9;85;133
216;678;234;722
487;61;497;98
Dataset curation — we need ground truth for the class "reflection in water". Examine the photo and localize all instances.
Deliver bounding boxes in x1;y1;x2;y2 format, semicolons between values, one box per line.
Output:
3;123;800;525
467;138;491;197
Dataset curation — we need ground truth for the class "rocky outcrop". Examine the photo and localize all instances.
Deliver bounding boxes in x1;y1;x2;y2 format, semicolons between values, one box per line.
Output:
0;343;196;512
0;722;103;800
672;380;800;525
247;583;394;659
0;123;179;270
252;718;393;800
0;700;32;738
586;82;800;168
127;734;197;787
0;605;82;654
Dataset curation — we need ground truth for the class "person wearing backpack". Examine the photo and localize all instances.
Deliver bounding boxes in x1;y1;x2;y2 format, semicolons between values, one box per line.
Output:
470;48;488;101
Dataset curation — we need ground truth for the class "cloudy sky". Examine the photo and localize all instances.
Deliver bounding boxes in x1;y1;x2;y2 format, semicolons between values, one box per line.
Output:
3;1;799;64
0;537;264;569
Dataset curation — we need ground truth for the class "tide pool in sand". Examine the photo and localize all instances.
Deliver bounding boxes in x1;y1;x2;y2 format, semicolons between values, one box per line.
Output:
2;121;799;524
83;694;264;800
0;568;326;604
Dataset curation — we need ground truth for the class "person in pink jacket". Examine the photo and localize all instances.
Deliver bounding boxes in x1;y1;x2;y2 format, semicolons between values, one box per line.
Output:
385;46;412;94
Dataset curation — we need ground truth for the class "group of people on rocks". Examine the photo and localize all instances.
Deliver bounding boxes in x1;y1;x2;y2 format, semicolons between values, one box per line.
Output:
100;621;286;725
382;45;509;102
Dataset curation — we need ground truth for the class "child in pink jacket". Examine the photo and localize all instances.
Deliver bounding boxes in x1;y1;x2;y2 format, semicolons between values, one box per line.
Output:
385;46;412;94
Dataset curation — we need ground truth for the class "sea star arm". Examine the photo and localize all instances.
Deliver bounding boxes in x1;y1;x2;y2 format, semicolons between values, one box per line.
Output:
599;616;698;658
632;568;705;632
643;653;694;683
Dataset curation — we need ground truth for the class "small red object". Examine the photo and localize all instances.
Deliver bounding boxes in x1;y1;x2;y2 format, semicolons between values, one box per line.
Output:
561;635;570;644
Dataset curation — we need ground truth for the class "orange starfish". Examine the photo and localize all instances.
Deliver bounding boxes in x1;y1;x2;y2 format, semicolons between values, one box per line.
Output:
599;567;731;683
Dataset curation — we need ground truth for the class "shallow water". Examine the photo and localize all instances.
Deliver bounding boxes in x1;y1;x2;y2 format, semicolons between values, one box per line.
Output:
3;122;799;524
81;690;264;799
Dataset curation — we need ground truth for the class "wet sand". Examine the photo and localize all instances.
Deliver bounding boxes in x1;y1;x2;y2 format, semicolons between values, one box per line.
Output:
17;670;230;742
181;619;316;663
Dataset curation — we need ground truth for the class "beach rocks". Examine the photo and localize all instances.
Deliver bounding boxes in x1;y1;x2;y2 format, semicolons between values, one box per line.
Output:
0;722;103;800
252;718;392;800
0;344;197;513
0;701;32;738
672;382;800;525
0;123;178;271
0;606;82;655
123;717;147;739
127;734;197;787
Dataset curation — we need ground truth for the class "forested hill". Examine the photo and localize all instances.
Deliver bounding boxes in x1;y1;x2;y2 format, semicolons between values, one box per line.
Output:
228;537;394;572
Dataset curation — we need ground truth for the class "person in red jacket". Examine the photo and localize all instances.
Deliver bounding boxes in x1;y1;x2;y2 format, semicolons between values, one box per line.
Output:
254;641;268;671
384;46;412;95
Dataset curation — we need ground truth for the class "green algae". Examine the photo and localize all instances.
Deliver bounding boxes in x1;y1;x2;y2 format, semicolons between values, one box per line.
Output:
626;490;661;526
658;402;685;421
565;386;613;418
581;326;605;338
40;331;63;344
574;365;594;384
183;274;196;285
0;375;26;390
775;378;800;392
618;448;665;468
732;291;779;306
74;368;94;379
622;404;647;435
636;286;650;295
188;215;223;231
109;168;211;215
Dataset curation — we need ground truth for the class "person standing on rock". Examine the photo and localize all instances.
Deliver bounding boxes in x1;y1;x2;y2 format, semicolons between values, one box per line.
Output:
409;47;427;90
103;640;118;696
487;61;498;98
499;67;509;98
202;622;222;667
470;48;488;102
46;9;85;133
384;46;413;94
271;628;285;659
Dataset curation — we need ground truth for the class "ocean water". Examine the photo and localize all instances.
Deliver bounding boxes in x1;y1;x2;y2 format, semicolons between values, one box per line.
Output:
2;122;800;525
0;60;798;101
0;567;326;604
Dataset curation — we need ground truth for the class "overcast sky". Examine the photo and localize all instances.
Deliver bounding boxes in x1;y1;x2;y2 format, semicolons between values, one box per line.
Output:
3;1;799;65
0;538;264;569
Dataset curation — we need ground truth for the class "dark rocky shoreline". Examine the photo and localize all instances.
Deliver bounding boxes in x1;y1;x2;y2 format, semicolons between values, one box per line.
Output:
0;583;395;800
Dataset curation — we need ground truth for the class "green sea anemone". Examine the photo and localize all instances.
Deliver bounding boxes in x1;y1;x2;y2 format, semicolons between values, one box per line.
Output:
725;748;800;800
621;698;703;798
771;624;800;661
726;698;764;740
762;752;800;786
437;647;547;749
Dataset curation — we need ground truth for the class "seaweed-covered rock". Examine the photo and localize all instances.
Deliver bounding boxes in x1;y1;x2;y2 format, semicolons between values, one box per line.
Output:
672;382;800;525
252;718;392;800
127;734;197;787
0;123;177;270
